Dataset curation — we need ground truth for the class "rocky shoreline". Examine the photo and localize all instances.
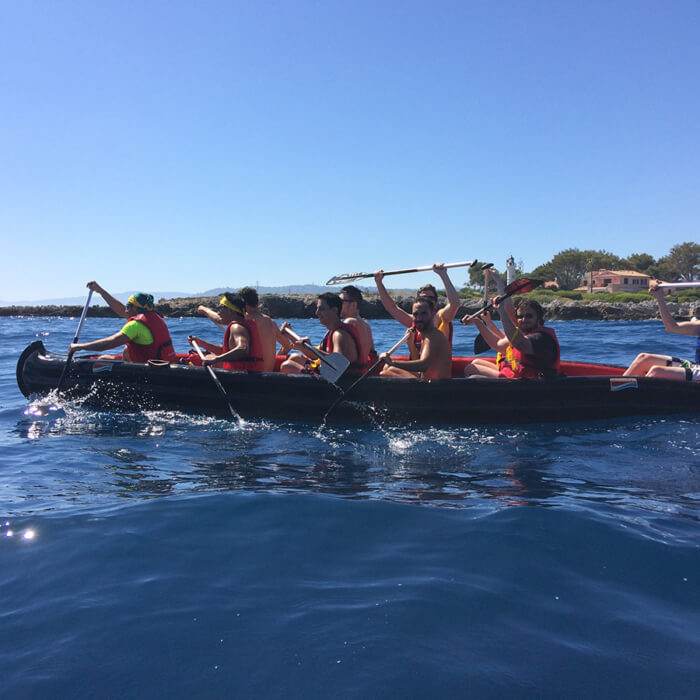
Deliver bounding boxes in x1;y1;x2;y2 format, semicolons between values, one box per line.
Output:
0;294;697;321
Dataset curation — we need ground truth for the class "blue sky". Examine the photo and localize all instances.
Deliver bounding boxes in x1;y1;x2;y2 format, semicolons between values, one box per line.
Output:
2;0;698;301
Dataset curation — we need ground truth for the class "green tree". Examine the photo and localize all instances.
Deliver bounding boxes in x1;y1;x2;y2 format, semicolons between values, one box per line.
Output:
622;252;656;272
667;241;700;281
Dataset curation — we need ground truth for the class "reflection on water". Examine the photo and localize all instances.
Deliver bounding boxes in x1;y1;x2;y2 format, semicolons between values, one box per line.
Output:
10;402;700;530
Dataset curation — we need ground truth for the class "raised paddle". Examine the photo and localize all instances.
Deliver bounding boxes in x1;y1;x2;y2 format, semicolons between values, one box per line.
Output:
323;329;412;421
57;289;94;390
326;260;479;286
189;338;241;422
281;326;350;383
461;277;543;326
473;263;494;354
657;281;700;290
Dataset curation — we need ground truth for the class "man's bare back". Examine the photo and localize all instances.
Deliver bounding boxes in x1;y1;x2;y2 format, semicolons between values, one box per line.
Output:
245;310;288;372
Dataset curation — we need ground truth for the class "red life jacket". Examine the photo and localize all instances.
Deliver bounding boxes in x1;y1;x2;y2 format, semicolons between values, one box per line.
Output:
126;312;176;363
498;326;561;378
321;323;363;373
222;319;265;372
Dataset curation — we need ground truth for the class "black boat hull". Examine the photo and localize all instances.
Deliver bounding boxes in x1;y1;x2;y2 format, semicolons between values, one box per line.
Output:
16;341;700;424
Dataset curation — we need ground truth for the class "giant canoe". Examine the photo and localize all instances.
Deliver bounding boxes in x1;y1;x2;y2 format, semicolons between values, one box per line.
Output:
16;340;700;424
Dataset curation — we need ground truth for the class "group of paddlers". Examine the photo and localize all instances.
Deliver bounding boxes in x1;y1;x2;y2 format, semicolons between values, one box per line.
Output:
68;266;700;383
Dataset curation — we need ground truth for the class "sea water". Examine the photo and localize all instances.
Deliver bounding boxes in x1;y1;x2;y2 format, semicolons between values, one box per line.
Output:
1;316;698;698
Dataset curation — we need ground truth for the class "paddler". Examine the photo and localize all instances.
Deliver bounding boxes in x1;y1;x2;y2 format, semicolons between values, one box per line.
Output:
623;352;700;382
463;298;560;378
188;293;264;370
374;262;460;356
339;285;377;369
647;280;700;362
68;282;176;363
280;293;362;374
197;287;291;371
379;297;451;380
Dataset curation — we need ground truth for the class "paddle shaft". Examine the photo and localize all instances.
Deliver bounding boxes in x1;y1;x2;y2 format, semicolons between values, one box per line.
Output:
657;281;700;289
190;339;239;420
57;289;94;390
323;330;412;420
326;260;478;285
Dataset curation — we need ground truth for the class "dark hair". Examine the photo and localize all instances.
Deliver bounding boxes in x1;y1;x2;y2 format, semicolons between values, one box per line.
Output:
317;292;342;316
340;285;363;304
238;286;259;307
413;296;435;311
515;298;545;324
222;292;246;316
418;283;438;299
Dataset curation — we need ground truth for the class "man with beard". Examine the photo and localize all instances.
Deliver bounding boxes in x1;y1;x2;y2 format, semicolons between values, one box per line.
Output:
378;297;451;380
463;298;560;378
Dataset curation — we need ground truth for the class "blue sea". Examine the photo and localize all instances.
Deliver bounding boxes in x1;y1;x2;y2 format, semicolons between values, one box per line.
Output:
2;316;699;698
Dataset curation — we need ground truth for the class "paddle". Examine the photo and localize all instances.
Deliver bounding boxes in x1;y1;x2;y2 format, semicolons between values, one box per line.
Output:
461;277;543;326
326;260;479;286
323;329;412;421
281;326;350;383
474;263;494;354
57;289;94;390
189;338;240;421
657;282;700;290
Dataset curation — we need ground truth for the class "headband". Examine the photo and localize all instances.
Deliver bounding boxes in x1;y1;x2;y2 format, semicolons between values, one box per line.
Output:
219;296;244;315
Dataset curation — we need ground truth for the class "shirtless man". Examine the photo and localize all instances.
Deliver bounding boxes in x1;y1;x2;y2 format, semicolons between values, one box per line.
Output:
188;293;261;370
379;298;451;380
374;263;460;352
339;285;376;367
197;287;291;371
280;293;361;374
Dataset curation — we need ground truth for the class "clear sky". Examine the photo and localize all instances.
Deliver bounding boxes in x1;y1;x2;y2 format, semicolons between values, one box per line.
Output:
2;0;698;301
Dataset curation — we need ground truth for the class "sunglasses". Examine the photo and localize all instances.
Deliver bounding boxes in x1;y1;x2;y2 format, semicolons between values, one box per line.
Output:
516;313;535;319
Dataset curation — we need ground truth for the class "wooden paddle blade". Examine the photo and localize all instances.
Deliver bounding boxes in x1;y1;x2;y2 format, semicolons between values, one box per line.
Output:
318;353;350;383
326;271;371;285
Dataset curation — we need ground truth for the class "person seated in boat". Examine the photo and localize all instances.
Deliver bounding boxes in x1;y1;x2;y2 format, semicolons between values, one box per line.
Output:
197;287;291;371
647;280;700;363
463;298;560;378
188;293;264;370
339;285;377;368
378;297;451;380
68;282;177;363
280;292;362;374
623;353;700;382
374;263;460;353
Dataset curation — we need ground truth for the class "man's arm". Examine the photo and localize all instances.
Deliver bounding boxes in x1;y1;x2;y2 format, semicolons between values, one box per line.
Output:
433;263;460;324
382;336;433;372
374;270;412;327
197;305;226;329
87;281;128;318
651;282;700;337
498;298;536;354
70;332;129;354
203;325;250;366
274;325;294;354
187;335;222;354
